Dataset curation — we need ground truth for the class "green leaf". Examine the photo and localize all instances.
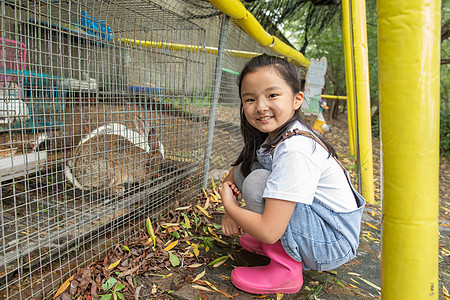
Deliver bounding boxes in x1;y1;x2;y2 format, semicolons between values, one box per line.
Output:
146;217;156;247
122;245;133;254
100;294;112;300
193;216;199;230
207;255;228;267
116;292;125;300
114;283;126;292
212;223;222;230
198;237;214;248
102;277;117;292
168;251;180;267
170;231;180;238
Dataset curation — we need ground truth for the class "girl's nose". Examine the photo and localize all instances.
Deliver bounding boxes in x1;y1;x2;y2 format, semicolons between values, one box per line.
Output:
255;98;269;112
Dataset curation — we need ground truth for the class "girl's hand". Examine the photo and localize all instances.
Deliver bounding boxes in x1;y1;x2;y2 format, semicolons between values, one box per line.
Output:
220;181;240;206
222;213;244;236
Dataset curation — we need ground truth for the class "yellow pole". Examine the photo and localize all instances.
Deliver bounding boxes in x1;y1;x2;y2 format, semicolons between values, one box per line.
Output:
119;38;263;60
351;0;374;203
341;0;356;158
123;1;311;68
207;0;310;68
378;0;440;298
321;95;347;100
269;36;311;68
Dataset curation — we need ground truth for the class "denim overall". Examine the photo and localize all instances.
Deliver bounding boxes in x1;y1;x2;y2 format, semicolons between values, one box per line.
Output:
256;136;366;271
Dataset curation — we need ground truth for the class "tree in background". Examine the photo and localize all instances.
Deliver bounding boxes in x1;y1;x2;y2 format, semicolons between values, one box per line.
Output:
244;0;449;156
243;0;341;53
244;0;379;122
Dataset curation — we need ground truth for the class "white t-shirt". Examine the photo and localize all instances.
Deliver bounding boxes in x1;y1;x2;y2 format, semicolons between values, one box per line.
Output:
260;122;358;212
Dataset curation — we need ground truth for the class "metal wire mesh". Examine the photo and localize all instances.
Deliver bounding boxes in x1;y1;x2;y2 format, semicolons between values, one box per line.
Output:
0;0;304;298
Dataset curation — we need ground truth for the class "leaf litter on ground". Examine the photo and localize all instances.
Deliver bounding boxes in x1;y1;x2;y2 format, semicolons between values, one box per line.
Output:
53;176;238;300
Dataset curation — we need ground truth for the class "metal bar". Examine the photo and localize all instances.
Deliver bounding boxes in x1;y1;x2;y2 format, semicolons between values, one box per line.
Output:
119;38;264;60
351;0;374;203
321;94;347;100
341;0;356;158
202;15;229;188
207;0;310;68
0;164;199;284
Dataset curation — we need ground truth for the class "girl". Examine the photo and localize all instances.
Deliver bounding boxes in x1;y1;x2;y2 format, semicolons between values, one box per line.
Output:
220;54;365;295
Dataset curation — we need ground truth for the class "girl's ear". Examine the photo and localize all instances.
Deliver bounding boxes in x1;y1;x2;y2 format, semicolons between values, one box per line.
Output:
293;91;304;110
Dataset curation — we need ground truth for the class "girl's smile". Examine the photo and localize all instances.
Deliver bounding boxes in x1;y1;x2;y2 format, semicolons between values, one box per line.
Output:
241;66;303;138
258;115;274;122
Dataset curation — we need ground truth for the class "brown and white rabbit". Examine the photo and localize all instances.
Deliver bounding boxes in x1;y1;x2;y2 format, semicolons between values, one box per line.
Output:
64;116;164;195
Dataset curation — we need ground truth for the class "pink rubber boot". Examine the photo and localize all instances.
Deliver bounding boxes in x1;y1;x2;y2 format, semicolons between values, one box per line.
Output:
231;241;303;294
239;234;264;256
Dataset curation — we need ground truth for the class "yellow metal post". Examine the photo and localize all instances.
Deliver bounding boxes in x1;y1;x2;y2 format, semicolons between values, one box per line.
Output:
321;95;347;101
119;38;263;60
341;0;356;158
350;0;375;203
207;0;310;68
378;0;440;298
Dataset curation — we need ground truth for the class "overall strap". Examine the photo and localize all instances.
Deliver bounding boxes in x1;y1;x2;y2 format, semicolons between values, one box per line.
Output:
270;129;347;171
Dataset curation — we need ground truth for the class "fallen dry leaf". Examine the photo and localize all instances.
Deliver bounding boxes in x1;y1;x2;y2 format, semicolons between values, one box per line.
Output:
192;285;213;292
187;263;203;268
203;280;233;298
365;222;379;230
359;277;381;290
196;205;212;218
53;275;74;299
164;240;179;251
146;217;156;247
193;269;206;282
207;255;228;267
107;259;122;270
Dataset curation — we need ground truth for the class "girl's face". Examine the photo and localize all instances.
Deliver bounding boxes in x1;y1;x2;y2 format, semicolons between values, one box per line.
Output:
241;66;303;138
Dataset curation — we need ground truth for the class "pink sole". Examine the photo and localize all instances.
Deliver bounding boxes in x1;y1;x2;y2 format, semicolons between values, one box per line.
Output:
231;277;302;294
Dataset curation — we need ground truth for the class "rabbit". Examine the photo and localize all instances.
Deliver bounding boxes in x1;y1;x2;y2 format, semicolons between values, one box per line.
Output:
79;121;164;157
32;112;165;162
32;113;92;153
64;116;164;195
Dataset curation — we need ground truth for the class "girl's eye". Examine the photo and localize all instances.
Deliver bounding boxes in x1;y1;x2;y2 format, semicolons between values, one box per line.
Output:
268;93;278;98
244;98;255;102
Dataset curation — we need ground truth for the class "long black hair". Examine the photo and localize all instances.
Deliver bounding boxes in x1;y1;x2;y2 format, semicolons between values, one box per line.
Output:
233;54;337;177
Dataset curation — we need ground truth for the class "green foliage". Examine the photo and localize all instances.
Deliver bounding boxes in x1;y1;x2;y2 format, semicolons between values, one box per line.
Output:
441;106;450;157
100;277;126;300
283;10;347;96
101;277;117;292
278;0;450;157
371;115;380;138
168;251;180;267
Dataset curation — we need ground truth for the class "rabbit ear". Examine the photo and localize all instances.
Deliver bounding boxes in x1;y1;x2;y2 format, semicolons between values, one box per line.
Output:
148;127;160;151
134;116;150;138
81;115;91;134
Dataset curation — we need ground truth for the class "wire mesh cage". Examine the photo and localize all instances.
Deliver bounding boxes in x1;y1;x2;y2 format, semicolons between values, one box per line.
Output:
0;37;28;130
0;0;305;298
